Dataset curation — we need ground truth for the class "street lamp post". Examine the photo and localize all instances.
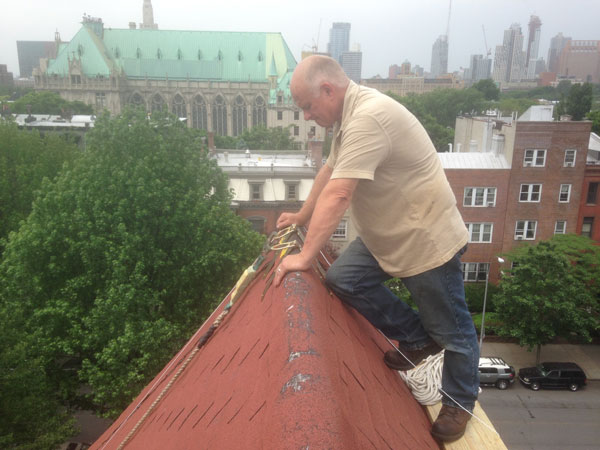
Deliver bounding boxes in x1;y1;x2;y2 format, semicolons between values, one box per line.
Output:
479;257;504;352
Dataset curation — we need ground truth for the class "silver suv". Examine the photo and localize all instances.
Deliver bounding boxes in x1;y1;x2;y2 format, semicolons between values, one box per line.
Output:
479;356;516;389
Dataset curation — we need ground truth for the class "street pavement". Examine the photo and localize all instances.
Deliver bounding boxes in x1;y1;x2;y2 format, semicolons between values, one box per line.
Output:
481;341;600;380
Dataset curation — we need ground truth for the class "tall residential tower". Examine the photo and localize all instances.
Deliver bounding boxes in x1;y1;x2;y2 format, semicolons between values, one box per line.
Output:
327;23;350;63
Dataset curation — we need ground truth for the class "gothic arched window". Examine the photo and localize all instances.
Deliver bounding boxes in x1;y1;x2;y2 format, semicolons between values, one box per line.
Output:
130;92;145;111
232;95;247;137
172;94;186;119
151;93;165;112
252;96;267;128
212;95;227;136
191;95;208;130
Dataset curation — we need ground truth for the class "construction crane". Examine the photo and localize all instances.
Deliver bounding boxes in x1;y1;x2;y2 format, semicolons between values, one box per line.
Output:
482;25;491;57
312;19;323;53
446;0;452;42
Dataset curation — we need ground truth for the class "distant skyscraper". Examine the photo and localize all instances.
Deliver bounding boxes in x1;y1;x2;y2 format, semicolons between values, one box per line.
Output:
526;15;542;79
465;54;492;84
17;40;58;77
340;49;362;82
327;23;351;63
430;35;448;78
492;23;525;84
547;32;571;73
140;0;158;29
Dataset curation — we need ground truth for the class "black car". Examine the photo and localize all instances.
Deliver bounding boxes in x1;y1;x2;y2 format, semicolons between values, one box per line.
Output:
518;362;587;391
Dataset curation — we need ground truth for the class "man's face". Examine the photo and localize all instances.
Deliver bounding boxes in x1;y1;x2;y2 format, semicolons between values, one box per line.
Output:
292;81;335;128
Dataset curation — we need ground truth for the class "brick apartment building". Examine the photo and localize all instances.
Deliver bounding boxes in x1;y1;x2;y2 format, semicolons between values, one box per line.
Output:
451;106;592;283
579;132;600;240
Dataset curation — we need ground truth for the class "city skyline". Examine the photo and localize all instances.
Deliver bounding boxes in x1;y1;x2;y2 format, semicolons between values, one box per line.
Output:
2;0;599;79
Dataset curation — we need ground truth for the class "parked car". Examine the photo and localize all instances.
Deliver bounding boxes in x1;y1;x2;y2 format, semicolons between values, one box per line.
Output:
518;362;587;391
479;356;515;389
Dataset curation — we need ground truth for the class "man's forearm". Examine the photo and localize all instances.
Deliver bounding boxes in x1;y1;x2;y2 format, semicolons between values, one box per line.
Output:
300;178;357;261
296;164;333;224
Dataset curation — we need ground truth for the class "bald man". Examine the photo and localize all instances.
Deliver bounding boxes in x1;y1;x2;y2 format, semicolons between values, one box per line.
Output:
274;55;478;442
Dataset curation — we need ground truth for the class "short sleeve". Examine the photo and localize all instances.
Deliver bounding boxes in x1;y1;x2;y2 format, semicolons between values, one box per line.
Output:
330;115;390;180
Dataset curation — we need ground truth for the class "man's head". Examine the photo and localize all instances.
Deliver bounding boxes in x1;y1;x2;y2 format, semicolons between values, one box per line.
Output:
290;55;350;128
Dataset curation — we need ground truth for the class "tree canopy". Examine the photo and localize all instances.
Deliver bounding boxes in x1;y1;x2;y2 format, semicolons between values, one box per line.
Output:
0;109;264;446
206;125;297;150
8;91;93;115
566;83;593;120
0;120;81;252
493;235;600;362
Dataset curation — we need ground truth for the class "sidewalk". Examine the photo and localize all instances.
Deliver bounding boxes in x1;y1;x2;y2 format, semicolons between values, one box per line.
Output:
481;341;600;380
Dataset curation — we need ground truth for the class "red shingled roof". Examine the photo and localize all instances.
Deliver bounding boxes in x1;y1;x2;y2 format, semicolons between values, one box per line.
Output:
92;228;440;449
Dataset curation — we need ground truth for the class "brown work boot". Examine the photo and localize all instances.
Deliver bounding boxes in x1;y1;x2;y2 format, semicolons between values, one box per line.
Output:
383;341;442;371
431;404;472;442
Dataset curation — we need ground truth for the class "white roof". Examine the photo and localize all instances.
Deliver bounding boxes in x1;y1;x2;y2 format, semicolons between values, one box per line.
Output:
12;114;95;128
215;150;317;175
438;152;511;169
588;132;600;163
518;105;554;122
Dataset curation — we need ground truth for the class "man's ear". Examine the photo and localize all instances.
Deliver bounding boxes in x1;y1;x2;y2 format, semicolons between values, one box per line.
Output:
321;82;334;98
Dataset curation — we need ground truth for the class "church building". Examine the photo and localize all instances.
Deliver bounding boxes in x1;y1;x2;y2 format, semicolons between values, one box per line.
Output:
32;1;324;145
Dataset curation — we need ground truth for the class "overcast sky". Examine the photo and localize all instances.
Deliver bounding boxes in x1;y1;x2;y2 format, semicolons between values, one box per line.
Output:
2;0;599;78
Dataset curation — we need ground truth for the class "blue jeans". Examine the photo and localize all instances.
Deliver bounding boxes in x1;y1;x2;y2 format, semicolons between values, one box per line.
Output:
325;237;479;410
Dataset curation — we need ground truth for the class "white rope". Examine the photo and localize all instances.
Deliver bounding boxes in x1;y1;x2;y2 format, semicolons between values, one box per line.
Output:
378;331;497;435
398;351;444;405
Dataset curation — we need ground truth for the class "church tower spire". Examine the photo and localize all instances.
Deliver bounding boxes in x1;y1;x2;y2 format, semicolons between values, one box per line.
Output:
140;0;158;29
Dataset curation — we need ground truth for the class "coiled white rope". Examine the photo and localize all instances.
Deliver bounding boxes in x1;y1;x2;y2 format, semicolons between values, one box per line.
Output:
398;351;444;405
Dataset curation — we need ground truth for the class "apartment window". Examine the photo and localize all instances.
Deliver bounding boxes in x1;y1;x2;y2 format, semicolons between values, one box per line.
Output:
332;219;348;239
249;182;263;201
95;92;106;109
523;149;546;167
554;220;567;234
293;125;299;136
466;223;493;243
247;216;265;234
581;217;594;238
461;262;489;282
587;182;598;204
285;181;299;201
294;110;299;120
463;187;496;207
277;111;283;120
515;220;537;240
564;149;576;167
519;184;542;202
559;184;572;203
309;126;316;136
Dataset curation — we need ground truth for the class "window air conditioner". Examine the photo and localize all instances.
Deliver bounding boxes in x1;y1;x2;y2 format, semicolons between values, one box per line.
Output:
565;162;574;167
516;236;523;240
487;202;494;207
524;162;532;167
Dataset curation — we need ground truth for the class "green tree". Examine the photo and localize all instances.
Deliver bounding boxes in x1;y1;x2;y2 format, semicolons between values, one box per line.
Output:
0;121;81;251
587;109;600;134
494;237;599;363
566;82;593;120
472;79;500;101
0;109;264;434
239;125;297;150
11;91;93;115
496;97;538;117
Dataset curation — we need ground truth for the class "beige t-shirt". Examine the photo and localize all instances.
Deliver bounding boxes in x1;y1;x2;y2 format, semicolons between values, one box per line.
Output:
327;82;468;278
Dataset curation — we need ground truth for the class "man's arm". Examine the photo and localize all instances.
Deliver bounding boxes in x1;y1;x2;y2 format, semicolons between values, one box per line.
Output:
274;176;358;286
276;164;334;229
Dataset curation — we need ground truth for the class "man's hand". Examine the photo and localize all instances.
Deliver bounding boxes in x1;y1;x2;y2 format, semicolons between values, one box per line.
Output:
273;254;312;287
277;212;303;230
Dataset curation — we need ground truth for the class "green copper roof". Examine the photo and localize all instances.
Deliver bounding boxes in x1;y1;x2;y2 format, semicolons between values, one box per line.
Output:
45;24;297;83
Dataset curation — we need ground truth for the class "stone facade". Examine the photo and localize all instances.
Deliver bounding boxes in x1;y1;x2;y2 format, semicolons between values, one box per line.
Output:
32;18;325;146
